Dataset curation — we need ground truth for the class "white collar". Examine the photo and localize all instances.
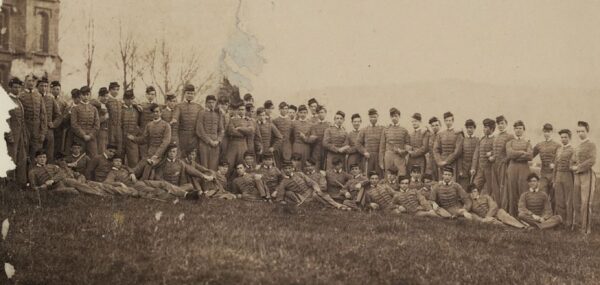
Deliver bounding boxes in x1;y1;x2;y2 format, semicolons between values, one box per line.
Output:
165;106;173;112
72;153;82;158
167;158;176;163
36;163;43;167
529;188;539;193
152;118;161;123
391;123;399;127
581;138;590;143
9;93;18;99
334;124;343;129
563;143;571;148
103;153;109;160
112;167;120;170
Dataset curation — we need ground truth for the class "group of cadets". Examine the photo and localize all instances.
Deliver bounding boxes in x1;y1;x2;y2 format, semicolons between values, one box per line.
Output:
4;74;597;234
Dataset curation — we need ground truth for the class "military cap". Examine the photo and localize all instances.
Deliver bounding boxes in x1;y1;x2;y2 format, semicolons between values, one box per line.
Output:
243;93;253;101
389;107;400;116
332;157;343;165
291;153;303;161
8;78;23;87
206;95;217;102
219;161;230;167
184;84;195;92
71;89;81;99
149;103;161;112
80;86;91;94
308;98;318;106
578;121;590;132
428;116;439;125
106;144;118;150
165;94;177;101
278;101;288;109
368;171;379;177
349;163;359;169
123;89;135;99
145;86;156;93
262;151;274;159
34;150;47;157
496;115;507;124
412;113;422;121
264;100;274;109
98;87;109;96
542;123;553;131
289;105;298;111
483;118;496;128
243;150;255;158
109;82;120;89
558;129;571;137
316;105;327;113
36;77;49;86
166;143;178;152
442;166;454;174
443;111;454;119
335;110;345;118
50;80;61;88
398;176;410;183
368;108;378;116
245;103;255;112
256;107;266;115
351;113;361;121
410;165;422;173
513;120;525;129
465;119;476;128
281;160;293;168
297;105;307;112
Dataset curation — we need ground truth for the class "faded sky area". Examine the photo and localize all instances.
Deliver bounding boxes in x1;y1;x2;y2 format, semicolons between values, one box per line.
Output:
57;0;600;134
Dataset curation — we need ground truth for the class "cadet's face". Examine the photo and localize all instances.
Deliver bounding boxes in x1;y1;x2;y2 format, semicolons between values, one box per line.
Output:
514;126;525;136
318;109;327;120
483;126;492;135
298;110;308;119
369;114;378;125
470;189;480;199
123;98;133;105
498;120;507;131
71;146;81;155
543;130;552;140
36;154;47;165
387;174;397;182
184;91;195;101
442;171;453;183
444;117;454;128
369;175;379;186
560;133;570;145
399;180;409;190
236;165;245;175
10;84;22;95
528;178;539;189
206;100;216;110
334;164;343;171
113;159;123;168
309;103;318;114
106;149;116;158
288;110;296;118
99;95;108;104
466;126;475;136
266;107;274;115
237;107;246;116
352;118;361;129
218;165;228;173
51;86;61;96
411;119;420;129
576;126;588;140
219;103;229;111
244;156;255;166
167;100;177;108
283;166;294;175
73;97;82;104
109;87;119;97
167;148;178;160
146;91;156;102
81;93;91;102
258;112;267;121
37;82;49;94
188;151;197;161
304;164;315;172
279;106;289;116
152;108;161;120
263;158;274;166
391;114;400;124
410;172;420;180
350;167;360;176
334;114;344;126
431;122;440;132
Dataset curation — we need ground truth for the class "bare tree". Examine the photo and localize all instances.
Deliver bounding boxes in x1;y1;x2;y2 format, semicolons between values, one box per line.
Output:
83;8;99;88
115;20;142;91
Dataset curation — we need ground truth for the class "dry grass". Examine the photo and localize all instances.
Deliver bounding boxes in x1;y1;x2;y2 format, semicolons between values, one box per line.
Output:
1;185;600;285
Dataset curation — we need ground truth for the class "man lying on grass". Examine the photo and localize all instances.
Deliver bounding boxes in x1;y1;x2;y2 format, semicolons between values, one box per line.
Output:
431;167;473;220
231;163;272;202
274;161;351;210
466;183;527;228
340;163;369;210
392;176;441;217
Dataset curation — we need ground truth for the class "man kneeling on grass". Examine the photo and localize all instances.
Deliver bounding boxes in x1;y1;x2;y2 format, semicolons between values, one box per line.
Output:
431;167;473;219
274;161;351;210
392;176;440;217
517;173;562;230
466;184;526;228
104;156;200;200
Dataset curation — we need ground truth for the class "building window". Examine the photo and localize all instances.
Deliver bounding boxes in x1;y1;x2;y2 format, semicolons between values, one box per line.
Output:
37;11;50;53
0;7;9;49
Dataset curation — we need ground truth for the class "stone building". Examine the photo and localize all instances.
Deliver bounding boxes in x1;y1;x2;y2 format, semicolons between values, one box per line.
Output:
0;0;61;87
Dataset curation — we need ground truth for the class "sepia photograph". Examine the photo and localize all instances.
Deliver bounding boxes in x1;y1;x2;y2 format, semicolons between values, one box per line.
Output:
1;0;600;284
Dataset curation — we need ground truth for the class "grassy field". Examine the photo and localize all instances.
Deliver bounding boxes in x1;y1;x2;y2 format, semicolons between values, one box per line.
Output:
1;185;600;285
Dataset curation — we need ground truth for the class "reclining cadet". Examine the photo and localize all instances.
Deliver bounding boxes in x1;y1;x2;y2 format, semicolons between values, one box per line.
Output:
392;176;441;217
430;167;473;220
466;184;526;228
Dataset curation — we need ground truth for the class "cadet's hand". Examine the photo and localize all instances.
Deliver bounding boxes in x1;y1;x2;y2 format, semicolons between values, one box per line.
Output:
127;134;135;141
67;162;76;168
439;161;447;166
45;180;55;186
486;151;492;157
344;192;352;199
120;182;127;188
549;163;555;169
488;156;495;162
570;166;578;172
169;119;177;125
364;152;370;159
482;217;494;223
268;147;275;153
204;175;214;182
130;174;137;183
432;202;439;210
531;214;541;221
463;212;473;219
83;135;91;141
470;169;476;176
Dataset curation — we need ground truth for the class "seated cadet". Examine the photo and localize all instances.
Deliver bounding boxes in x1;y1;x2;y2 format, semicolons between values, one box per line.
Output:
325;157;353;202
153;143;215;194
104;156;200;200
86;144;118;182
28;150;81;195
466;184;526;228
182;148;218;191
203;161;237;200
291;152;304;172
242;151;259;173
359;171;398;212
274;161;350;210
392;176;440;217
255;152;284;195
231;162;271;202
63;142;90;176
380;168;400;191
340;163;369;210
303;158;327;190
431;167;473;219
407;165;424;190
517;173;563;230
417;173;452;218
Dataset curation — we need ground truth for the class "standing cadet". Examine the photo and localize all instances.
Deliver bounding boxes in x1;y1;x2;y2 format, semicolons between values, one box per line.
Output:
255;107;282;162
407;113;430;176
458;119;479;190
71;86;100;156
263;100;275;120
20;74;47;162
434;112;464;181
504;120;533;217
426;117;442;181
517;173;562;230
95;87;110;155
225;102;254;170
553;129;575;228
533;123;561;204
307;98;319;124
307;105;329;170
38;78;61;162
127;103;171;166
161;94;179;144
490;115;515;211
571;121;596;234
323;111;350;170
50;80;68;156
272;102;293;167
106;82;123;154
196;95;225;170
473;119;496;199
379;107;411;177
62;89;81;155
217;96;231;163
346;113;363;172
357;108;385;176
291;105;313;167
139;86;159;156
174;84;203;157
5;78;28;186
121;90;142;168
288;105;297;121
325;157;353;202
